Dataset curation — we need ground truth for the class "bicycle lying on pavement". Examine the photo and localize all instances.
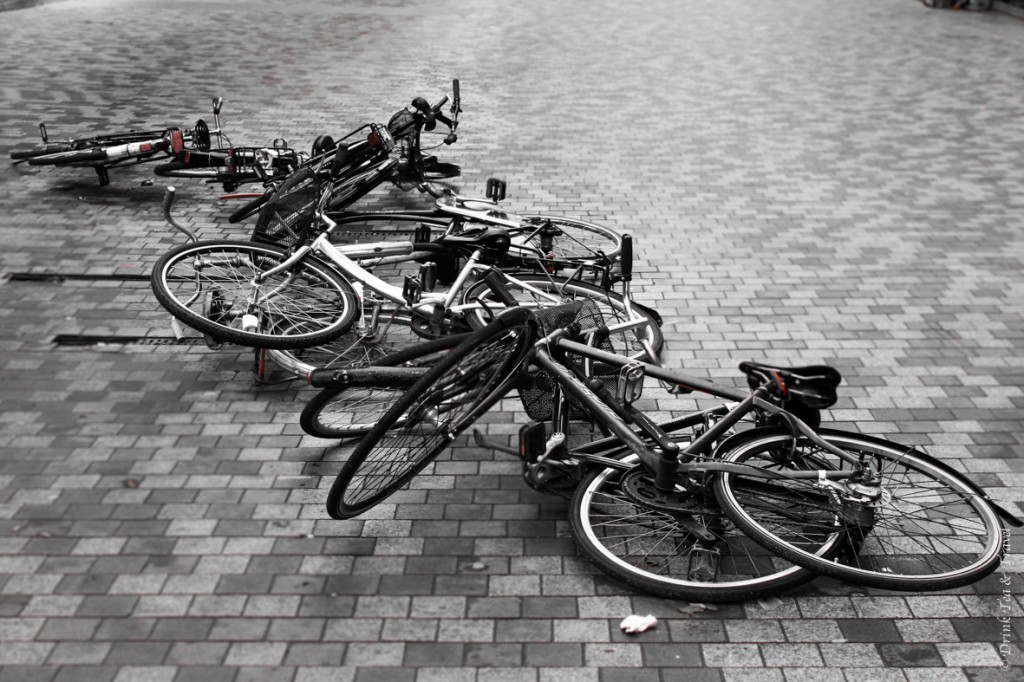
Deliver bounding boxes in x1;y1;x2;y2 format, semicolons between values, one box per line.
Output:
224;81;464;225
313;300;1021;602
10;97;229;186
150;136;661;375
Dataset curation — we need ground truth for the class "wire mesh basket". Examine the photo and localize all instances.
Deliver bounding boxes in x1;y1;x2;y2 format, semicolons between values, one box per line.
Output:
517;298;616;421
250;167;320;248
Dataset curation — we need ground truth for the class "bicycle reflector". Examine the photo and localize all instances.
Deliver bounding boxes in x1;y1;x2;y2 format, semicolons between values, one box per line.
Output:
367;131;382;146
170;129;185;155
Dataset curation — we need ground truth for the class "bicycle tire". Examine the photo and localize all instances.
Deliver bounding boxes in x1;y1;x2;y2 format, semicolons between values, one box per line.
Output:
714;428;1005;591
11;144;75;160
300;332;471;439
326;307;536;519
461;274;664;359
266;309;432;378
154;161;258;185
27;148;108;166
509;216;623;264
151;240;358;350
569;453;836;602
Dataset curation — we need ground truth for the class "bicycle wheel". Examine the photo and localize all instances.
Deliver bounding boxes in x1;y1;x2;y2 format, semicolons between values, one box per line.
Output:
461;274;663;359
27;148;108;165
714;428;1005;591
300;333;470;439
569;453;835;602
266;308;428;377
11;143;75;161
326;307;536;519
151;240;357;350
509;216;623;264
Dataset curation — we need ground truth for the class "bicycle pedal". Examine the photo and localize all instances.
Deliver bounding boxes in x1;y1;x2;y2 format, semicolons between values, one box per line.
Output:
485;177;507;202
402;276;423;305
518;421;546;463
687;546;721;583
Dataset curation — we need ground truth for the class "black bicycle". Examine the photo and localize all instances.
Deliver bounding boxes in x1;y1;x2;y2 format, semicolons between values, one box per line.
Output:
313;301;1020;602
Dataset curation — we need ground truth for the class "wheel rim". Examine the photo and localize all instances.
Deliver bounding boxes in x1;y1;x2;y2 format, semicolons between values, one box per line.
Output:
576;455;831;594
266;310;421;376
718;433;1004;589
339;326;528;512
511;216;621;263
158;243;354;344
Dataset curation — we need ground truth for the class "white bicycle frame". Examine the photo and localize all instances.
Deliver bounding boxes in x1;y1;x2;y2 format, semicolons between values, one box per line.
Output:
253;213;660;363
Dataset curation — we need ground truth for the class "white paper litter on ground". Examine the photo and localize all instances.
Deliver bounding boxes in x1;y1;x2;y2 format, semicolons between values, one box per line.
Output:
619;614;658;634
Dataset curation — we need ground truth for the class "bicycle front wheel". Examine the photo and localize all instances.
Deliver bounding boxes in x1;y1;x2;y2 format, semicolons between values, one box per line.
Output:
326;307;536;519
151;240;357;350
569;454;834;602
509;216;623;264
300;333;471;439
461;274;663;359
714;428;1005;591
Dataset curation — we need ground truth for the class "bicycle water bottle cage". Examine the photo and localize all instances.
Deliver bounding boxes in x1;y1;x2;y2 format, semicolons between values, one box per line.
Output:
486;178;507;202
739;362;842;410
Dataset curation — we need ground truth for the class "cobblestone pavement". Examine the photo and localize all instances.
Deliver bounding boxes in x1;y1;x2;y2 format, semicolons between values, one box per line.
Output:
1;0;1022;680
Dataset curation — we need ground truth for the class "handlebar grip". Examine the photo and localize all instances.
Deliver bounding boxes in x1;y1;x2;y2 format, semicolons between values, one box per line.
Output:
452;79;460;104
620;234;633;282
483;269;519;307
162;186;176;219
430;94;449;114
227;192;271;223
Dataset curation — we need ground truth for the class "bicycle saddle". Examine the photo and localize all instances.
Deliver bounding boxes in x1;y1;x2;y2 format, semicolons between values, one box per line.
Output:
738;361;842;409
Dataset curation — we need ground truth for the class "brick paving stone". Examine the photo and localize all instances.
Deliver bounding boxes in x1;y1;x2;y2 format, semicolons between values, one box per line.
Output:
4;1;1024;681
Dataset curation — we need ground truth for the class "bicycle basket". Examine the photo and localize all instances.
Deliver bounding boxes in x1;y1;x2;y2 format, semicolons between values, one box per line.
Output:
517;298;616;421
251;167;320;248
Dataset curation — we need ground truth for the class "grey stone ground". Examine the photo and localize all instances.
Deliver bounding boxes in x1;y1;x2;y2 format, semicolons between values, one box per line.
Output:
1;0;1023;680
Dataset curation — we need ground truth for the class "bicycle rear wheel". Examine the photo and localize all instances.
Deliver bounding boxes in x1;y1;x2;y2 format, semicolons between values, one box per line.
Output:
569;454;835;602
714;428;1005;591
326;307;536;519
151;240;357;350
300;333;471;439
461;274;663;359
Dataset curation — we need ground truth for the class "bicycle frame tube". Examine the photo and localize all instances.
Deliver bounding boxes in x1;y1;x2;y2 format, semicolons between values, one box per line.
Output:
556;338;748;401
555;337;877;475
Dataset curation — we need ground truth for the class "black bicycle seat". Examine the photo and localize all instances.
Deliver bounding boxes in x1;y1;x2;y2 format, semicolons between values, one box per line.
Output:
739;361;842;409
